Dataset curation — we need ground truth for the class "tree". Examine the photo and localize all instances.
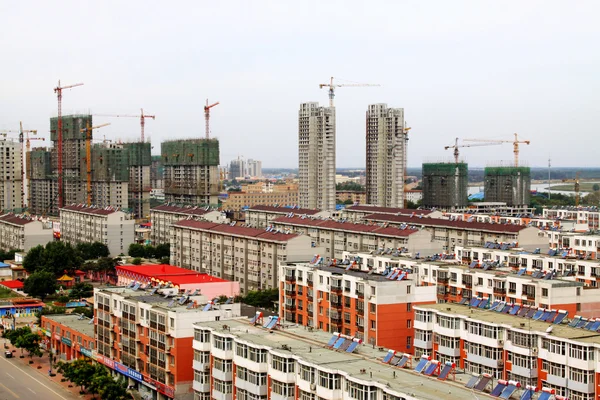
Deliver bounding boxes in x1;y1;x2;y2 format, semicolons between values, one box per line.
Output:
23;271;57;301
95;257;119;283
131;257;142;265
4;326;32;347
90;242;110;258
16;332;42;361
154;243;170;259
69;282;94;300
128;243;145;258
23;244;45;274
94;373;129;400
57;359;101;395
594;183;600;192
242;288;279;309
336;182;365;192
72;306;93;318
0;248;20;263
144;245;156;259
159;257;170;265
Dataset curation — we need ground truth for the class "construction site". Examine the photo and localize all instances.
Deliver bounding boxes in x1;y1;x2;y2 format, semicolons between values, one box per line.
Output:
483;165;532;206
162;138;220;206
422;162;469;209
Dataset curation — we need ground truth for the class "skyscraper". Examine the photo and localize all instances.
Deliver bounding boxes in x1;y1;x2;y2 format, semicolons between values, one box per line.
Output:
298;102;336;210
247;159;262;178
365;104;406;207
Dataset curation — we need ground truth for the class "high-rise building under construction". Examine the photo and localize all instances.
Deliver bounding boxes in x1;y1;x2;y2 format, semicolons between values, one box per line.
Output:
484;166;531;206
161;138;220;206
422;162;469;209
298;102;336;211
365;104;406;208
122;142;151;219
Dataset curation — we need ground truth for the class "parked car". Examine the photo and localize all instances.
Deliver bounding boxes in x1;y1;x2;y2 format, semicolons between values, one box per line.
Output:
4;350;13;358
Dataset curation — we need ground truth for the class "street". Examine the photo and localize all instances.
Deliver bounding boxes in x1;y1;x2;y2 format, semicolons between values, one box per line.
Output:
0;354;81;400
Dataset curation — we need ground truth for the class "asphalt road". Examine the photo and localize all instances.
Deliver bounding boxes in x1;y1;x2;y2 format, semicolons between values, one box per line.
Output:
0;355;80;400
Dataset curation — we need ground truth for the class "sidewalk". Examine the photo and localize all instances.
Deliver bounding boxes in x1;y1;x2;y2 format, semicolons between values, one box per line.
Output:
5;343;94;399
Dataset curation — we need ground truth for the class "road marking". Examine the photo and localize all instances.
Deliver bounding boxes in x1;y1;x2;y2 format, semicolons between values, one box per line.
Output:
0;356;70;400
5;372;15;379
28;388;36;394
0;382;20;398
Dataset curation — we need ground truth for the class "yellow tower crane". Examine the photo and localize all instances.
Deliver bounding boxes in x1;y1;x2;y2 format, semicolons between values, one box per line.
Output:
444;138;502;164
561;171;582;206
81;122;111;206
319;77;380;107
463;133;530;167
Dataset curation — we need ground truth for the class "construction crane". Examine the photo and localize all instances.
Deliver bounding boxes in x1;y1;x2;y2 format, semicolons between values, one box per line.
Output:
444;138;502;164
94;109;155;142
54;80;84;208
0;123;42;209
204;100;220;139
319;77;380;107
81;122;111;206
562;171;581;206
463;133;531;167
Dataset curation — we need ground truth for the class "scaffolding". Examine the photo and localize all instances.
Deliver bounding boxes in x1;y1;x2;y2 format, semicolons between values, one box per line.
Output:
484;166;531;206
161;139;220;205
422;162;469;209
122;142;152;219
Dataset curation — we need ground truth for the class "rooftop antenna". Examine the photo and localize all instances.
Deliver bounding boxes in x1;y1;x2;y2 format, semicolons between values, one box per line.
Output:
548;157;551;200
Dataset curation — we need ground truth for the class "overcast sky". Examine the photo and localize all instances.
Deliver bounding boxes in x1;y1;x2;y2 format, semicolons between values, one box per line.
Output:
1;1;599;169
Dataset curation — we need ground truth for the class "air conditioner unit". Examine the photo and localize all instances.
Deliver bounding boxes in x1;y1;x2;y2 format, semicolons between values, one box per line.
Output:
498;340;504;346
310;383;317;391
497;360;504;367
532;348;538;355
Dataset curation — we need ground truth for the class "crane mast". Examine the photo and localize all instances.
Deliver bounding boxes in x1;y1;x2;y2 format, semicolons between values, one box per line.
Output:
81;122;111;206
444;138;503;164
204;100;220;139
318;77;380;107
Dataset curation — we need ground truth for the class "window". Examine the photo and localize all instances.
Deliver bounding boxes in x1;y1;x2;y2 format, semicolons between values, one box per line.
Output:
248;347;267;363
194;330;210;343
213;357;232;372
236;366;267;386
414;329;432;342
213;336;233;351
213;379;232;394
194;371;210;384
406;320;412;328
569;344;594;360
194;350;210;363
371;320;376;330
271;379;295;397
569;367;594;384
299;364;315;383
415;310;432;323
466;322;499;339
272;355;295;373
318;371;341;390
170;318;175;328
370;303;376;313
406;285;411;294
437;315;460;330
542;339;566;355
346;381;377;400
406;303;412;312
506;331;534;348
541;288;548;297
406;336;412;347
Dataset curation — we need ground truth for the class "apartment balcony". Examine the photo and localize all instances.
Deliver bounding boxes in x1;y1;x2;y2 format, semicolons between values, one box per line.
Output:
307;279;313;287
193;360;210;372
192;381;210;393
271;393;294;400
493;287;506;295
437;276;449;284
285;290;296;298
307;310;313;317
510;365;538;379
356;308;364;316
211;389;232;400
212;368;233;382
524;292;536;301
331;286;343;295
356;290;365;299
307;294;313;301
462;280;473;288
284;304;296;312
331;301;342;310
235;379;268;396
284;275;296;283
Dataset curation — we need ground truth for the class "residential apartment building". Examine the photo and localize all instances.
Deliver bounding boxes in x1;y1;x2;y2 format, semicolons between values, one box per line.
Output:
548;232;600;258
150;205;229;245
335;191;366;205
122;142;152;219
298;102;336;211
364;213;547;252
94;286;241;400
191;319;485;400
342;205;442;222
246;159;262;178
443;211;582;232
414;302;600;399
279;260;436;351
404;190;423;204
0;139;23;211
245;205;330;229
41;314;95;362
229;158;246;180
170;220;317;293
60;205;135;256
543;207;600;230
271;215;444;261
222;190;299;212
241;181;298;194
365;104;406;208
0;213;54;252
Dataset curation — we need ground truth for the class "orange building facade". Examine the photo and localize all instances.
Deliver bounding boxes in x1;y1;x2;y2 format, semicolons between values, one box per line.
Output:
278;260;437;353
41;314;96;362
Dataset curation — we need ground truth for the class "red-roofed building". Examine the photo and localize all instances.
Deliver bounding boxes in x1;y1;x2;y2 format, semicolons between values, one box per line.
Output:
170;220;318;294
245;204;332;228
271;215;443;260
0;279;24;290
0;213;54;252
342;204;442;222
150;205;228;245
116;264;240;298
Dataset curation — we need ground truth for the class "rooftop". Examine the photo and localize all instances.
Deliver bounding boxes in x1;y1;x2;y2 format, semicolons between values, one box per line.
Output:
0;213;38;226
43;313;95;338
365;213;528;234
272;216;420;237
417;303;600;344
151;204;215;216
345;205;432;216
0;280;24;289
197;319;494;400
116;264;227;284
173;220;301;242
248;205;322;215
61;205;121;215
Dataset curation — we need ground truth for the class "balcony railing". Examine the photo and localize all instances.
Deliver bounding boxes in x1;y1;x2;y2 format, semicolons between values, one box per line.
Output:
284;275;296;282
284;304;296;311
493;287;506;295
285;290;296;297
356;291;365;299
